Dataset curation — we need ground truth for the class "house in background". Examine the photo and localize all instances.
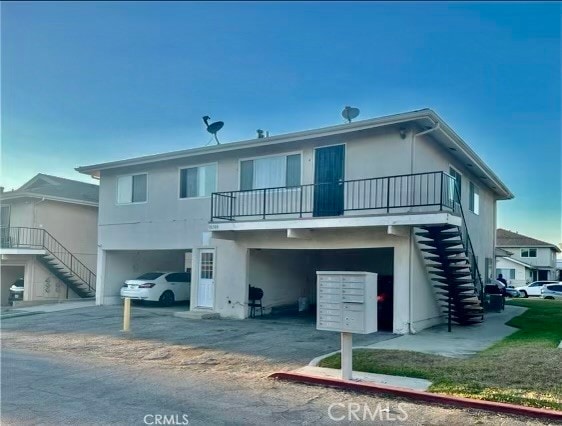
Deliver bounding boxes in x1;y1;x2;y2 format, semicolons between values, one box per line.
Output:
0;174;98;305
77;108;513;334
496;228;560;286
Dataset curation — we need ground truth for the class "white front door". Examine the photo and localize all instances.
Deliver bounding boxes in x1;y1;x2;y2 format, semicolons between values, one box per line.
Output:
197;249;215;308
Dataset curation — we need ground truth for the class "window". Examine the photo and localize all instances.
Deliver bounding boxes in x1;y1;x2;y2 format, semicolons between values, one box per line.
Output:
469;181;479;214
180;164;217;198
496;268;515;280
135;272;163;280
240;154;301;190
449;167;462;201
521;248;537;258
117;174;147;204
165;273;191;283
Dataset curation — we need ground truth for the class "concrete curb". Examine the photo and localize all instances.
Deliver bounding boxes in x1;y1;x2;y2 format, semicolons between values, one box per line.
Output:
270;371;562;422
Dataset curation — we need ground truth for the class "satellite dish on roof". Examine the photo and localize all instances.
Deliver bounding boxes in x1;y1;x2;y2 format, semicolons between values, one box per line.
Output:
342;106;360;123
202;115;224;145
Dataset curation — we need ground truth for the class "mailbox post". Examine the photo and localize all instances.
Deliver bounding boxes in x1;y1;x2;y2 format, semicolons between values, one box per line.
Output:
316;271;378;380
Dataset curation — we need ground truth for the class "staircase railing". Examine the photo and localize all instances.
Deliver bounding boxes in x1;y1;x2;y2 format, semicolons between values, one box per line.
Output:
0;226;96;294
450;182;485;300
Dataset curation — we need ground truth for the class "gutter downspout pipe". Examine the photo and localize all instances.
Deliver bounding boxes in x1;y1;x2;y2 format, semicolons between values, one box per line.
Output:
408;120;440;334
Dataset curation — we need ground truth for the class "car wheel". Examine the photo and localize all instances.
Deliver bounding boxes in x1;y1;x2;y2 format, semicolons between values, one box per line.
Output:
520;291;528;298
544;296;554;300
159;291;175;307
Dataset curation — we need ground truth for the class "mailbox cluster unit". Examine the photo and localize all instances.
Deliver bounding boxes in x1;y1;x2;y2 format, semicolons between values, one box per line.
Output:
316;271;378;334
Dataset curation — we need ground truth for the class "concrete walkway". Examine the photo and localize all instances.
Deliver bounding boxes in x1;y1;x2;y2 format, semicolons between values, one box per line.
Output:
293;365;432;391
362;305;527;358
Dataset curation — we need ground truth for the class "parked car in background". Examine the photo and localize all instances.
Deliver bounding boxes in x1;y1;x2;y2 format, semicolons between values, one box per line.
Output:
505;285;520;298
540;283;562;300
516;281;558;298
120;272;191;306
8;278;24;305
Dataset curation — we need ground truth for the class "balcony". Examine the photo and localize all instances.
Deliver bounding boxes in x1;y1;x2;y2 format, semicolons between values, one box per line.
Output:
209;171;461;232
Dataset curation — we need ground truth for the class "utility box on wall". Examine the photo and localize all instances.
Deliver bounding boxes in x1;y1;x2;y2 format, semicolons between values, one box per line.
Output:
316;271;378;334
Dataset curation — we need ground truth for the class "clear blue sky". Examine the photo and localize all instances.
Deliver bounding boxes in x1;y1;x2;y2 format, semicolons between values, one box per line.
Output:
1;2;560;247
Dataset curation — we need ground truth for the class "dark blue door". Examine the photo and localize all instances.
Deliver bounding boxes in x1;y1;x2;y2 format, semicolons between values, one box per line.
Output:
313;145;345;217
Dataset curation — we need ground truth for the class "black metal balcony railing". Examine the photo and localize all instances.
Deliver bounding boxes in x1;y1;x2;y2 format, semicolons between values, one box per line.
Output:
211;171;457;221
0;226;96;293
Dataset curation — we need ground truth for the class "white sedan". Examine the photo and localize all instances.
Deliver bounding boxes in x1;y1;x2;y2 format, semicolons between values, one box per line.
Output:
121;272;191;306
516;280;558;298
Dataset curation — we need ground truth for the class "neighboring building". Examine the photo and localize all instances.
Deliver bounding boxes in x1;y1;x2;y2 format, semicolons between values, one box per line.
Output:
557;259;562;281
496;228;561;286
0;174;98;305
77;109;513;334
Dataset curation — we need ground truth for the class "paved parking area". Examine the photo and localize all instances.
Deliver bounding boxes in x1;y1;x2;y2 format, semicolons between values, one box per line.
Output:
1;305;395;365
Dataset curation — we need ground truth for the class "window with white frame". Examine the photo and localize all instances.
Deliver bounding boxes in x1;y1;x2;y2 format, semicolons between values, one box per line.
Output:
521;248;537;258
469;181;479;214
449;167;462;202
240;154;301;190
496;268;515;280
179;164;217;198
117;174;147;204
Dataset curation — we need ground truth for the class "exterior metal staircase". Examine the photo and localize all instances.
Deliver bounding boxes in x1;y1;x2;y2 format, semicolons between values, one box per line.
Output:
1;226;96;298
415;188;484;329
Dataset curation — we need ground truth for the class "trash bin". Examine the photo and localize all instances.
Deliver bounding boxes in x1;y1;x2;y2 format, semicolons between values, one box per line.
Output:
488;294;504;312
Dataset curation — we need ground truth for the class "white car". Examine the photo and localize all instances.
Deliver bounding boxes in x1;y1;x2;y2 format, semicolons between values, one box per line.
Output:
120;272;191;306
516;280;558;298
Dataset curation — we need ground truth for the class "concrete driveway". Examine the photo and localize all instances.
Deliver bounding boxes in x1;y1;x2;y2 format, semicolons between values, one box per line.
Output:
0;305;395;366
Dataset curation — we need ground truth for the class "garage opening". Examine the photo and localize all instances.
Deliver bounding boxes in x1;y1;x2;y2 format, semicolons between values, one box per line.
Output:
103;249;192;307
1;265;25;306
248;248;394;331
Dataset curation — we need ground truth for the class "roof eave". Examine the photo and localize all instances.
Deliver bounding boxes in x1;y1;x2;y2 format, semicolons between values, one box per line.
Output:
0;192;98;207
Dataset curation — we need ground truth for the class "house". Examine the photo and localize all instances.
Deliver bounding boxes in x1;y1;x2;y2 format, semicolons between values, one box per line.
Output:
496;228;561;286
0;174;98;305
77;108;513;334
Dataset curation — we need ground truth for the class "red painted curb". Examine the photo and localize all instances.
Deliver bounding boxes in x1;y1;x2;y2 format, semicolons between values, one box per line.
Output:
270;371;562;422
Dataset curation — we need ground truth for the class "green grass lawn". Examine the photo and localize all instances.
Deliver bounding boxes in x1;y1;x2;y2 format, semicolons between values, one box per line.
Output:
319;299;562;410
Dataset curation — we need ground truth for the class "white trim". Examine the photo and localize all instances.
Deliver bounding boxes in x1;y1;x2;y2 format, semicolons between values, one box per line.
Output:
115;172;148;205
0;248;46;255
177;162;218;200
209;212;461;232
500;256;536;269
237;151;304;190
0;193;98;207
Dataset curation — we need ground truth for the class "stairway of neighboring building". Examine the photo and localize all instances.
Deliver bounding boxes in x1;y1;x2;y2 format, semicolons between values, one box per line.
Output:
416;224;484;326
37;254;96;298
1;226;96;298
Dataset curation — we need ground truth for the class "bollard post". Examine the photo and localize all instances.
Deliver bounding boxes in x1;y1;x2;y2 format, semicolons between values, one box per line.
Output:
123;297;131;332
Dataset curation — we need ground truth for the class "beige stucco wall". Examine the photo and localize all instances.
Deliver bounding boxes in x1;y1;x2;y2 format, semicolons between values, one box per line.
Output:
94;125;500;334
34;200;98;270
1;254;80;303
199;227;438;334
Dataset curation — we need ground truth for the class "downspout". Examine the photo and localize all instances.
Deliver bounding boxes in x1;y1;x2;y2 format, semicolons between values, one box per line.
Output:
408;120;440;334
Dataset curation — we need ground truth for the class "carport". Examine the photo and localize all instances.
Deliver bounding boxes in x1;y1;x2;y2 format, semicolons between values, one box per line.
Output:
1;265;25;306
99;249;192;305
248;248;394;331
